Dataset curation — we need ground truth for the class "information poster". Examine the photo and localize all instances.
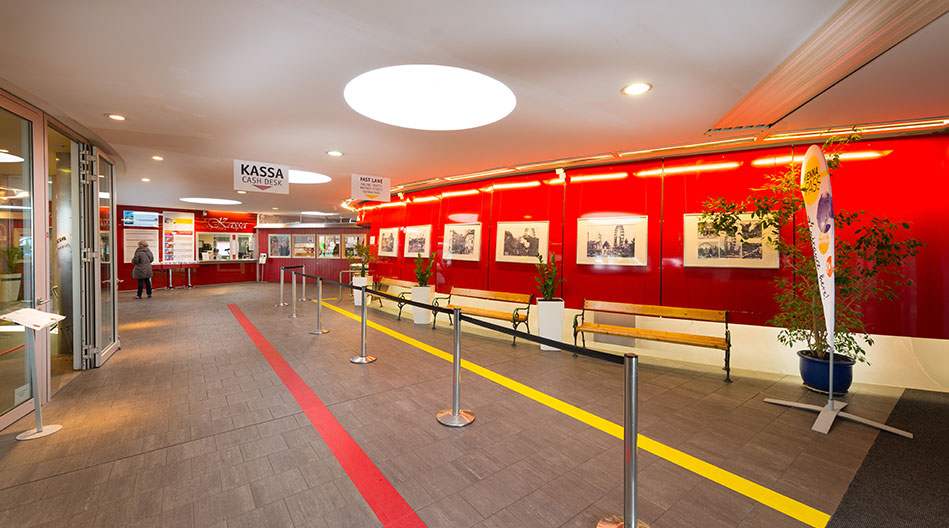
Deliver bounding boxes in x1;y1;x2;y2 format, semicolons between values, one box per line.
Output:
162;211;195;262
123;228;160;263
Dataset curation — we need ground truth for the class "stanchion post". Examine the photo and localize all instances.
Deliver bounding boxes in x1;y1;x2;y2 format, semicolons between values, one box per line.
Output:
275;267;288;307
300;274;307;301
597;352;646;528
289;272;301;318
310;277;330;335
350;286;375;364
437;308;475;427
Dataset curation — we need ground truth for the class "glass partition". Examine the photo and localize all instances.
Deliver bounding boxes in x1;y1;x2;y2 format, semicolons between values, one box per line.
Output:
99;157;115;353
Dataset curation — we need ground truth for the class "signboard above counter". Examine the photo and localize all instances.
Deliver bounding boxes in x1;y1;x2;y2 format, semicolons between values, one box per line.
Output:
234;159;289;194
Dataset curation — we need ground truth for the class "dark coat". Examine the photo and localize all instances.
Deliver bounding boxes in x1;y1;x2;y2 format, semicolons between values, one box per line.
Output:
131;246;154;279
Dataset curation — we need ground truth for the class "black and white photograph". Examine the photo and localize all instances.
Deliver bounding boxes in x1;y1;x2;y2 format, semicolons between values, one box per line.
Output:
683;214;779;268
576;216;648;266
443;223;481;261
403;225;432;258
495;221;548;263
377;228;398;257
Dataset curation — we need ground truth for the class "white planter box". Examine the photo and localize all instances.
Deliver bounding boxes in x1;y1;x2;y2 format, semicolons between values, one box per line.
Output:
536;299;565;351
352;275;371;306
411;285;434;324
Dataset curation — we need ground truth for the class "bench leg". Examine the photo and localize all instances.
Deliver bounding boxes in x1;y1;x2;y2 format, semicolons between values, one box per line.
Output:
511;322;519;346
431;311;438;329
573;330;579;358
724;346;732;383
397;302;403;321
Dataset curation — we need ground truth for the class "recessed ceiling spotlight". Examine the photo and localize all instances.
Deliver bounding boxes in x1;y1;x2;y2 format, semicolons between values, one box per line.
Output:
152;155;164;161
106;114;127;121
141;178;151;182
236;190;247;194
180;197;242;205
621;82;652;96
272;207;279;210
344;64;517;130
288;170;332;184
326;150;343;157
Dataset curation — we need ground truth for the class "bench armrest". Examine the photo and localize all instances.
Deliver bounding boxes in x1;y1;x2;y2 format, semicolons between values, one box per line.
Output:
572;313;583;329
432;294;450;308
512;305;529;321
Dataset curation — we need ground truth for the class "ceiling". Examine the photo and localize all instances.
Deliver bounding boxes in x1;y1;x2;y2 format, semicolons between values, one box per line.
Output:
0;1;946;216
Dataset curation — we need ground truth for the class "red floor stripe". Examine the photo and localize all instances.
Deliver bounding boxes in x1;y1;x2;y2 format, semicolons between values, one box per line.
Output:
227;304;426;528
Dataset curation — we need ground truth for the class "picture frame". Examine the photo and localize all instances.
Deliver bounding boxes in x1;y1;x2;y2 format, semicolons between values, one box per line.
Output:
292;234;316;258
683;213;779;268
495;221;548;263
576;216;647;266
403;225;432;258
377;228;399;257
268;234;291;258
344;234;367;258
443;223;481;262
318;234;341;258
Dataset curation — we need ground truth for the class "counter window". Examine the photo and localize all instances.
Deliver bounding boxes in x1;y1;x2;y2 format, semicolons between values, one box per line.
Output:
198;233;255;260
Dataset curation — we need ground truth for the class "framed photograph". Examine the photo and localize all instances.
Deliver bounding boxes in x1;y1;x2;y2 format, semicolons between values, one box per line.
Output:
403;225;432;258
377;228;399;257
292;234;316;258
344;234;366;258
683;213;779;268
268;234;291;258
495;221;548;263
443;223;481;262
318;235;341;258
576;216;647;266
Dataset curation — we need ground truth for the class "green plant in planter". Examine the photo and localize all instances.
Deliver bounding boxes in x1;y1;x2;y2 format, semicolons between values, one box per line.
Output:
699;134;924;364
3;246;23;274
347;243;372;277
414;253;434;286
534;252;564;301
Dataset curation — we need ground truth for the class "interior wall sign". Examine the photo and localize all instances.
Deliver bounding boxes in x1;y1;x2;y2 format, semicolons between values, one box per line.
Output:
234;159;290;194
351;173;390;202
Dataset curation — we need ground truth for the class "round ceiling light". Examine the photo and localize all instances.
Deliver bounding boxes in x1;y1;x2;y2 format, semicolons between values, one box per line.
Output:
344;64;517;131
289;170;332;184
107;114;127;121
152;155;164;161
326;150;343;157
0;152;25;163
621;82;652;96
180;197;242;205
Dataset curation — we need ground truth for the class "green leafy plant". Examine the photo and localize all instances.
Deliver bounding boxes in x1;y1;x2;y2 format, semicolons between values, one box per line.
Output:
534;252;564;301
414;253;435;286
3;246;23;275
699;134;924;364
347;243;372;277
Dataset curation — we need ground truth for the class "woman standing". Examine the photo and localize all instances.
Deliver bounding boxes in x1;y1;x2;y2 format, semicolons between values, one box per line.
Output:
131;240;154;299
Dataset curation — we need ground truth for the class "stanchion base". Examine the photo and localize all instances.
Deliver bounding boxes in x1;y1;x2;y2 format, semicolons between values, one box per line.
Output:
289;313;302;319
436;410;475;427
274;303;289;307
16;424;63;441
350;355;376;364
298;298;309;302
309;329;330;335
596;515;650;528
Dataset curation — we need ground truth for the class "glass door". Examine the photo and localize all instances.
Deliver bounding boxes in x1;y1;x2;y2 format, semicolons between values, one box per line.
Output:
0;100;36;430
97;155;117;363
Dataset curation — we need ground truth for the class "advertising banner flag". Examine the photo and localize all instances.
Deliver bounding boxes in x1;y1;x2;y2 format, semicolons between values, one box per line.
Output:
351;174;390;202
800;145;835;351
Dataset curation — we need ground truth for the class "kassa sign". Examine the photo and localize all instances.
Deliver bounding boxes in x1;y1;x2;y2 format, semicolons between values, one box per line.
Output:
234;159;289;194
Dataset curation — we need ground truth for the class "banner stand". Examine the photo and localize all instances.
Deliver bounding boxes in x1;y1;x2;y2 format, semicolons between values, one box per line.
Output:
0;308;66;441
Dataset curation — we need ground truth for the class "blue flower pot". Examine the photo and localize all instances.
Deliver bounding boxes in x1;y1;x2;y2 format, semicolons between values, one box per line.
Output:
798;350;855;395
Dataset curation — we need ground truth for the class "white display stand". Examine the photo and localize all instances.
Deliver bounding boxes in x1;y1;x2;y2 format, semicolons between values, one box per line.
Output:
0;308;66;441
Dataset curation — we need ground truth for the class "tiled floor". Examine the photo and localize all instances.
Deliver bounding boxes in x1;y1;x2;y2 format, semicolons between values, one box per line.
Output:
0;283;902;527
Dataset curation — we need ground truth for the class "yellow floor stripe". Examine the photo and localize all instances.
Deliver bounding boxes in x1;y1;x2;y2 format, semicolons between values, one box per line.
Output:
317;301;830;528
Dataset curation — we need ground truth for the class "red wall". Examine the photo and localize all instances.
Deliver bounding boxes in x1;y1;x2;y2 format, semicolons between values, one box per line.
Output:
360;134;949;340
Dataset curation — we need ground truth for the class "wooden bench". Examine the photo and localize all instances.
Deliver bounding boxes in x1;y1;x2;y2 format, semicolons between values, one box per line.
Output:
573;300;732;382
432;287;534;346
371;277;417;320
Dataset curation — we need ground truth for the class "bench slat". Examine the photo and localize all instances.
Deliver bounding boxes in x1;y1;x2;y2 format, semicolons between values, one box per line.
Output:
378;277;417;289
451;287;532;304
576;323;728;350
447;304;528;322
583;300;726;323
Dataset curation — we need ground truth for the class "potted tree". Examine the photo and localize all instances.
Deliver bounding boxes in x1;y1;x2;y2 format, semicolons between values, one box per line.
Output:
412;253;435;324
348;243;372;306
1;246;23;306
700;135;923;394
535;252;565;351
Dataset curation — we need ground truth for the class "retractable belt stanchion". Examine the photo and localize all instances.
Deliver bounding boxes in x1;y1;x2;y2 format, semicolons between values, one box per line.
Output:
350;285;375;364
299;274;307;302
275;267;288;307
597;352;648;528
289;272;301;318
310;277;330;335
437;308;475;427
